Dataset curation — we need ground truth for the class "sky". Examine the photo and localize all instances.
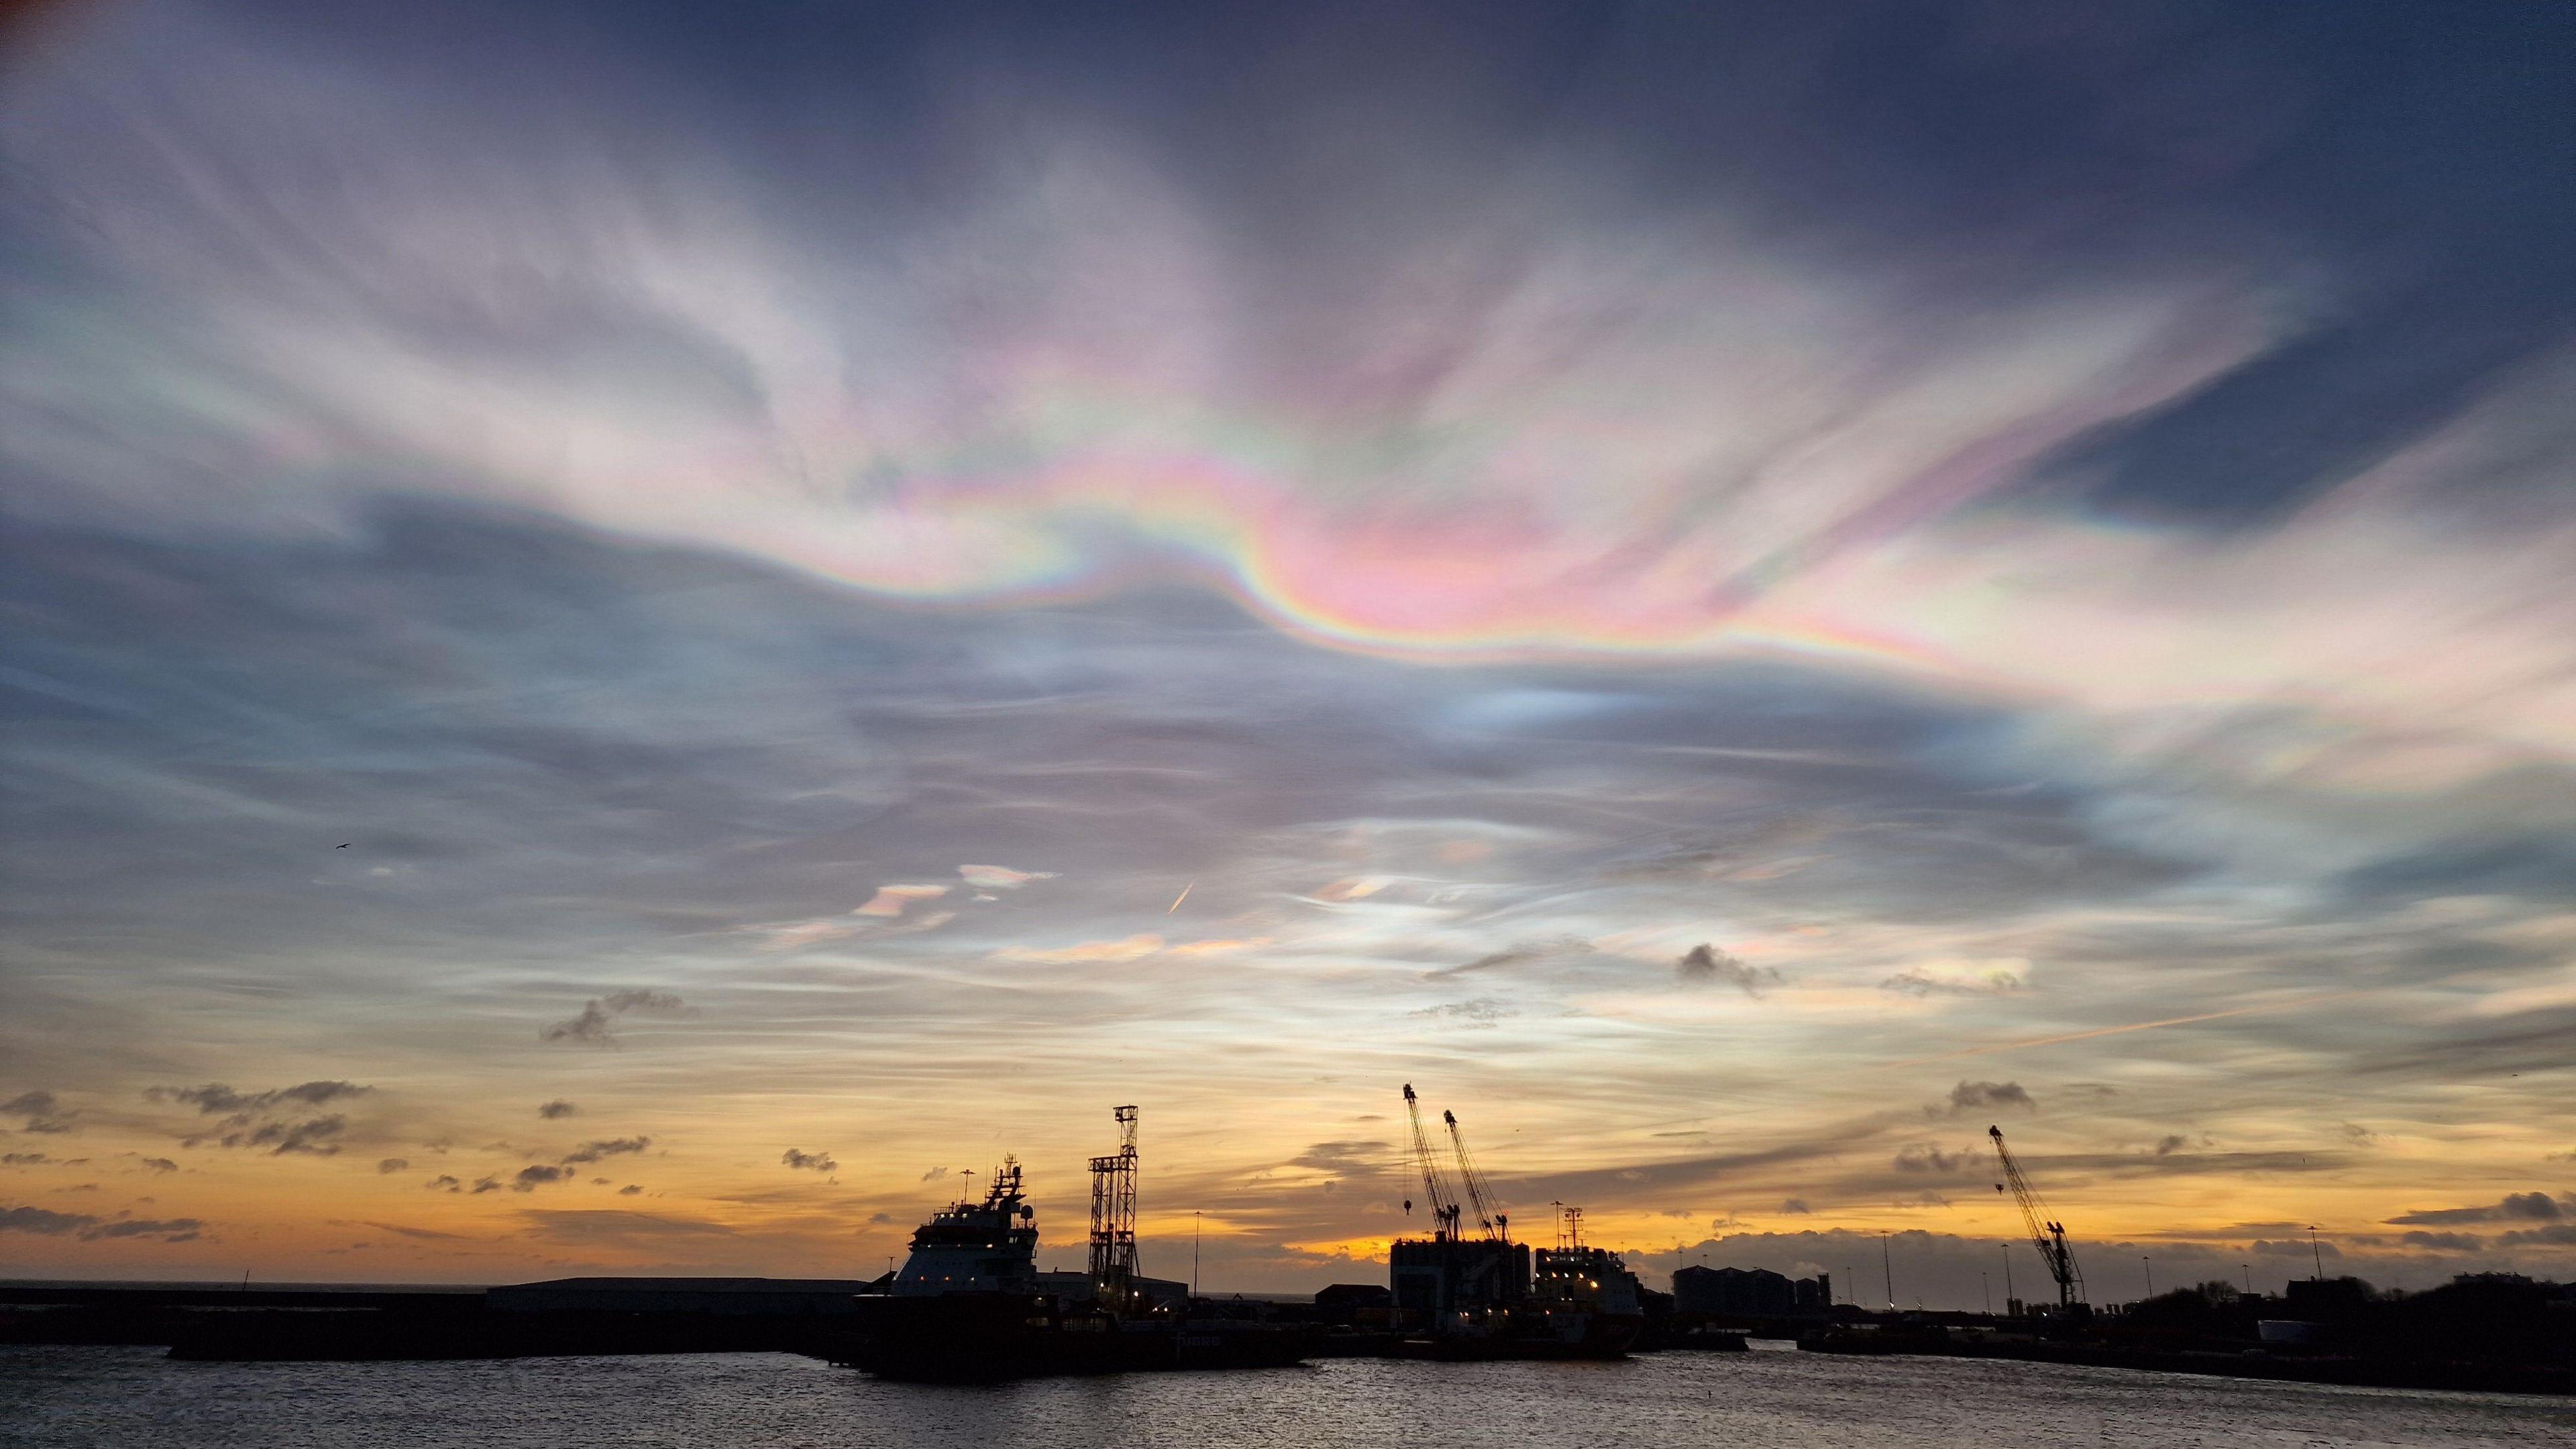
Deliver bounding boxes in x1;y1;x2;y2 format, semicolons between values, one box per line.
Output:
3;1;2573;1305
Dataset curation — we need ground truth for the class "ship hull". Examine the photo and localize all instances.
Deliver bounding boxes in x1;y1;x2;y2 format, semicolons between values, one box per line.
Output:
822;1293;1313;1381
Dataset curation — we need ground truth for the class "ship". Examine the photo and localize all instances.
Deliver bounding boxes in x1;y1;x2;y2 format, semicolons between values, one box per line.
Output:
825;1122;1313;1381
1384;1083;1647;1360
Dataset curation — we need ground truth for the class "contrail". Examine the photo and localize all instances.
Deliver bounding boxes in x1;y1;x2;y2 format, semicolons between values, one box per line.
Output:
1166;881;1193;914
1886;993;2357;1069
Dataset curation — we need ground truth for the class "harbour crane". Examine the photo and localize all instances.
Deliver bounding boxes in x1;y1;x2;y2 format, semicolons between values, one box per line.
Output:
1443;1108;1509;1242
1988;1124;2084;1309
1401;1084;1463;1240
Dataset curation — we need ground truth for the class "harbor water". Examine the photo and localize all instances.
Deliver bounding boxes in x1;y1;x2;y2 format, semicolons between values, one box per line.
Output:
3;1343;2567;1448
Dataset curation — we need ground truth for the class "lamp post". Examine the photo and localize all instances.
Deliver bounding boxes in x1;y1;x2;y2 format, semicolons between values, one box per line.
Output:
2143;1255;2153;1298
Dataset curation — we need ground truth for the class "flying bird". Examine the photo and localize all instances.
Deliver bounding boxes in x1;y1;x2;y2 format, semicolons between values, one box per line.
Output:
335;843;349;849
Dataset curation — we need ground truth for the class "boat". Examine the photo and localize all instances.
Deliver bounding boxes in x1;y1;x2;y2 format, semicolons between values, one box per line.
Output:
823;1154;1312;1381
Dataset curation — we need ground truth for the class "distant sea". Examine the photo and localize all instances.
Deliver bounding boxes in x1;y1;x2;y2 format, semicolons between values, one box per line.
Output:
3;1342;2567;1447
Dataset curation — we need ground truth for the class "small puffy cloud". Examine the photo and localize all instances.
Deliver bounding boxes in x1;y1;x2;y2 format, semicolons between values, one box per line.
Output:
2400;1230;2482;1251
1;1205;202;1242
376;1158;410;1174
781;1148;837;1173
1780;1199;1813;1214
1676;944;1779;996
856;883;950;918
920;1167;949;1183
539;990;687;1046
3;1152;50;1166
958;865;1055;890
362;1222;465;1241
241;1116;349;1156
1411;998;1516;1026
511;1165;571;1192
4;1091;75;1133
537;1101;578;1120
469;1176;504;1194
426;1175;462;1192
2;1204;93;1234
1429;937;1590;979
560;1136;650;1165
2385;1191;2564;1225
146;1081;370;1115
618;1184;642;1196
1289;1141;1388;1176
994;933;1164;965
1881;968;2025;997
2153;1135;2190;1156
84;1218;203;1242
1948;1081;2035;1115
1894;1143;1975;1175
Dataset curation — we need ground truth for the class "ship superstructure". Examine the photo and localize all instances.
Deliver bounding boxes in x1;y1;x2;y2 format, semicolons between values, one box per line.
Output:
891;1156;1038;1297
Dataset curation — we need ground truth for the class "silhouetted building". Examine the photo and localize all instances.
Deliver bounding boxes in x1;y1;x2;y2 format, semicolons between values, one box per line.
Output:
1313;1283;1393;1325
1672;1265;1831;1318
